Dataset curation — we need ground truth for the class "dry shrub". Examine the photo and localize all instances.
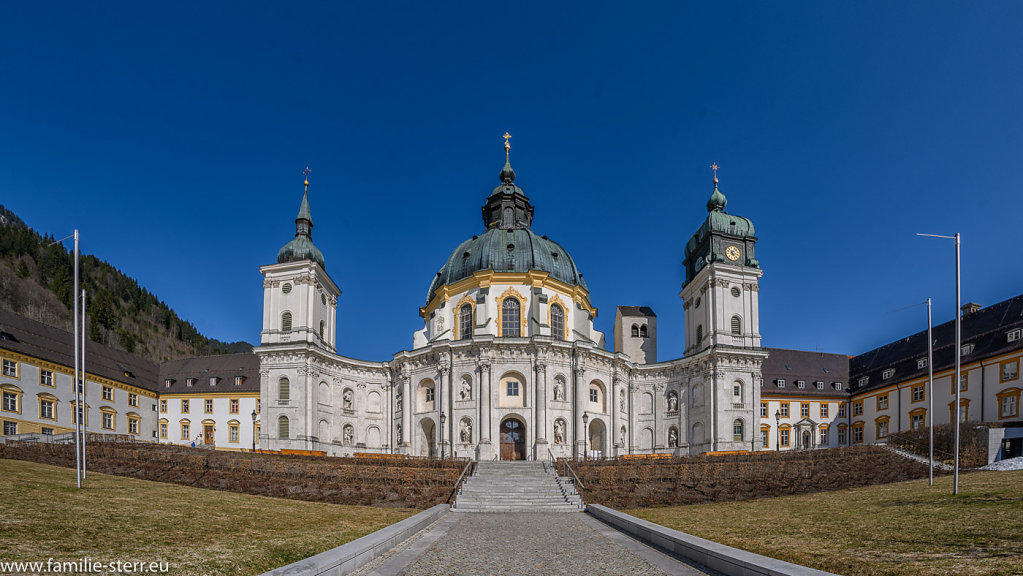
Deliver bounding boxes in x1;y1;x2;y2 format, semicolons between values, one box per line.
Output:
887;423;988;468
572;446;934;508
0;442;462;509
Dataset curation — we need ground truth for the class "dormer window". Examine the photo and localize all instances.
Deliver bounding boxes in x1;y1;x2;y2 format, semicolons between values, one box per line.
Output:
209;377;218;387
834;382;843;390
796;380;805;389
815;381;824;390
1008;329;1021;343
917;358;928;369
882;369;895;380
960;343;975;356
235;376;244;386
858;377;869;386
186;378;196;387
164;379;174;388
777;379;785;388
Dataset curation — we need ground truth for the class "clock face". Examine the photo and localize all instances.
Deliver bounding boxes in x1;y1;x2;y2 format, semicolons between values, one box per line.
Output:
725;245;741;261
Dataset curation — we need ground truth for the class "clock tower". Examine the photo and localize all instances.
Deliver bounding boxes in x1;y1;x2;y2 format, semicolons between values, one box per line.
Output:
680;169;763;355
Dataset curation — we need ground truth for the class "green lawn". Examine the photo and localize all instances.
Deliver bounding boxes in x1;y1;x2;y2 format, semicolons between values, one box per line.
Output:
631;469;1023;576
0;459;415;576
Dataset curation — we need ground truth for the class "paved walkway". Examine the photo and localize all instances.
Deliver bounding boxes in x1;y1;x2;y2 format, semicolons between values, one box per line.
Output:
352;512;719;576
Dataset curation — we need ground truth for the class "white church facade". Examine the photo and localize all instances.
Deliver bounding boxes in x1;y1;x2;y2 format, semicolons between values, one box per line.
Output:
256;143;769;459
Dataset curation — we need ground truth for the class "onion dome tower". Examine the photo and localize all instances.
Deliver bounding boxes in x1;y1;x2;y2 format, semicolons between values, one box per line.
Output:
680;164;762;355
259;169;339;352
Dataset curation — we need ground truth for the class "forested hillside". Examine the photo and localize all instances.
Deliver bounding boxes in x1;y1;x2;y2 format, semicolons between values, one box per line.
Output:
0;205;250;363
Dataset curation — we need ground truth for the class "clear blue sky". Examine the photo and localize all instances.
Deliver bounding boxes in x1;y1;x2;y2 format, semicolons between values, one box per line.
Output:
2;2;1022;362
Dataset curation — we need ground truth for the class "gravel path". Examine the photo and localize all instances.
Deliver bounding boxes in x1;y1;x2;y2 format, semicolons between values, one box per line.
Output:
355;512;717;576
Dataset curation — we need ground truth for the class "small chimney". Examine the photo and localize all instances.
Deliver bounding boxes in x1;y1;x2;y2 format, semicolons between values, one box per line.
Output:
962;302;982;316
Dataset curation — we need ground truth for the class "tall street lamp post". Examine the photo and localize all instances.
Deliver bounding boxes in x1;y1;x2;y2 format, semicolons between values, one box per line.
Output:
775;410;781;451
917;232;962;495
582;412;589;460
440;411;447;459
251;409;258;453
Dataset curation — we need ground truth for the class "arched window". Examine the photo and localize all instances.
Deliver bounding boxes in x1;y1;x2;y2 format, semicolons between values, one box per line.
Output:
278;415;290;439
502;298;521;337
640;324;648;338
733;381;743;402
731;315;742;335
281;311;292;332
459;304;473;340
631;324;639;337
503;207;513;228
733;419;744;442
278;377;290;403
551;304;565;341
696;324;703;344
319;320;325;340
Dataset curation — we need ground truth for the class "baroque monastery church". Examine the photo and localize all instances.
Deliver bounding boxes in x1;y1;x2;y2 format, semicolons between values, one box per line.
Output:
3;138;1020;462
258;140;766;459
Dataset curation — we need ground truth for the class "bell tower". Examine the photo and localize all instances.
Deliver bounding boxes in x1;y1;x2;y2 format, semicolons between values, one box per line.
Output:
259;170;340;352
680;166;763;356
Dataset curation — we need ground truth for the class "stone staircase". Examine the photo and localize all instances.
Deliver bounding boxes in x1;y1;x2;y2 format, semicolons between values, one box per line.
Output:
452;461;583;512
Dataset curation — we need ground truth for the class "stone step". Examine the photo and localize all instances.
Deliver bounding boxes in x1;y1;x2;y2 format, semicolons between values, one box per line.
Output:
452;461;582;513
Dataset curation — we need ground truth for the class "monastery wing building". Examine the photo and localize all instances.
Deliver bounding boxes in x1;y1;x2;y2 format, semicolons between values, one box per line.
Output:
256;143;767;459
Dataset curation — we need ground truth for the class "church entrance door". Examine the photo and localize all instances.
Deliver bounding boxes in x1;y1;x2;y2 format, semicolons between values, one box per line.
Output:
802;430;812;450
500;418;525;460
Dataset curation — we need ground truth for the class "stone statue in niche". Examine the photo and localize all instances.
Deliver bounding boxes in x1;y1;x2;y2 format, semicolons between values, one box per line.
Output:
343;389;354;410
668;428;678;448
396;424;402;444
460;419;472;443
553;380;565;401
667;392;678;413
459;378;471;401
553;419;566;444
396;391;402;411
619;391;625;412
343;426;354;446
619;427;626;447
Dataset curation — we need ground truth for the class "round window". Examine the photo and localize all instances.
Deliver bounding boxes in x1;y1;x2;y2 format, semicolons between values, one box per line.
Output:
282;283;292;294
731;287;741;297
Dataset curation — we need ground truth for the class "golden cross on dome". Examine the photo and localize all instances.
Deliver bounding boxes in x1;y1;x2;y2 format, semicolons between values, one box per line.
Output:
302;166;311;187
710;163;719;183
503;132;512;151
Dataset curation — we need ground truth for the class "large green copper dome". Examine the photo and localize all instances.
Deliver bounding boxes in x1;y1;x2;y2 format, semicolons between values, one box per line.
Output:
426;146;587;304
427;228;587;303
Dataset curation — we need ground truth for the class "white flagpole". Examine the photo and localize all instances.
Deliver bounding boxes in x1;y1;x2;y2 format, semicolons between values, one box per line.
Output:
927;298;934;486
73;230;81;489
81;288;87;480
953;233;961;495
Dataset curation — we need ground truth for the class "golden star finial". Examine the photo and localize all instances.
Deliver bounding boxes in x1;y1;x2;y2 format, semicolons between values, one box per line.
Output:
302;166;311;188
710;163;719;183
503;132;512;151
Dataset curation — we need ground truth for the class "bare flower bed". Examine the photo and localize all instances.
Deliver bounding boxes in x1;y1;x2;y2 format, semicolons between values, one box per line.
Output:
0;442;464;508
573;446;934;508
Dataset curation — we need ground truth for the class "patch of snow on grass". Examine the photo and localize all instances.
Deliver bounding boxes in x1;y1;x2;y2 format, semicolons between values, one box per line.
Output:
979;456;1023;471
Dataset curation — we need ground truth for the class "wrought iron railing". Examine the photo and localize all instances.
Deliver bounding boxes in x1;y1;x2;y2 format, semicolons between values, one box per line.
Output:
447;458;477;506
